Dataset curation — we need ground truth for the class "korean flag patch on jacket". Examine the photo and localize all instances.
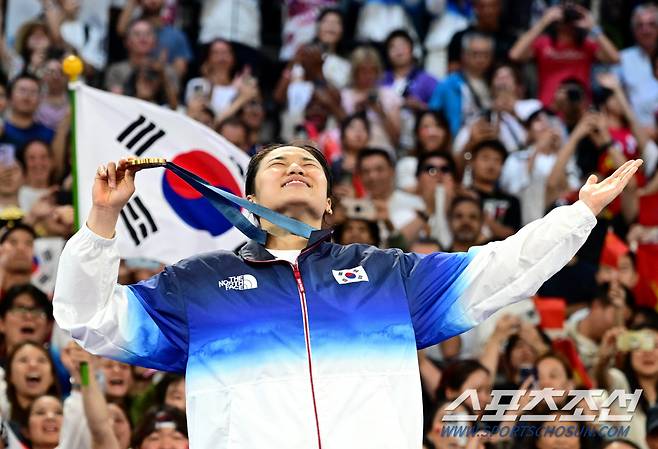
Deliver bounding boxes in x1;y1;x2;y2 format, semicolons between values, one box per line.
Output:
332;266;369;284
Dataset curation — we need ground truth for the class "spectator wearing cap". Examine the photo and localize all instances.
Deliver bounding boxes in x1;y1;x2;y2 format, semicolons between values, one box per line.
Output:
117;0;193;80
356;147;426;246
616;4;658;134
130;406;188;449
500;109;572;225
447;0;517;73
3;74;55;157
0;223;36;294
470;139;521;240
509;3;619;106
429;32;494;136
381;29;438;108
105;19;179;98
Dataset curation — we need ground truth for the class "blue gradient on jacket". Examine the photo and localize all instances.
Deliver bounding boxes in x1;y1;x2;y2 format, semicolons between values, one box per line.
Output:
102;287;188;372
115;243;484;385
402;247;480;348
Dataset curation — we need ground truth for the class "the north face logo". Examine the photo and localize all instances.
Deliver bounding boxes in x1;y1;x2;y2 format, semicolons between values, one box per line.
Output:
218;274;258;290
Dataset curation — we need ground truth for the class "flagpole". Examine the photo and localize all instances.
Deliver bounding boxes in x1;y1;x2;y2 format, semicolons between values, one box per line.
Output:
62;55;84;231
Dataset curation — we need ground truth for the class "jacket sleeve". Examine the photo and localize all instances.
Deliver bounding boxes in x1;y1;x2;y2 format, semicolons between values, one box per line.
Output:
401;200;596;349
52;226;188;373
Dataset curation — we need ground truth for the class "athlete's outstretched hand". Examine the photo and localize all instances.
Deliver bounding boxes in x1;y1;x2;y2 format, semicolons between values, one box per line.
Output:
88;157;145;238
579;159;643;216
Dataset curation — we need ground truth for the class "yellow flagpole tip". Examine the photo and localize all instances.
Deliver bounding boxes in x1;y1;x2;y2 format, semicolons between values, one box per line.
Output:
62;55;84;81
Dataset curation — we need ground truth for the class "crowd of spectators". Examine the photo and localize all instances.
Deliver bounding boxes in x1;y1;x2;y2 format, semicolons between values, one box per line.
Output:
1;0;658;448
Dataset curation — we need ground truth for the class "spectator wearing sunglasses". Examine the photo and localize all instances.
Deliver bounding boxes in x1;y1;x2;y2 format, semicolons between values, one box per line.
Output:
414;151;458;248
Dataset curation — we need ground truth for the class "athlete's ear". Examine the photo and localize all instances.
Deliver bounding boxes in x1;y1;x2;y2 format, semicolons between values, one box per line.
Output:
247;195;255;203
325;197;332;215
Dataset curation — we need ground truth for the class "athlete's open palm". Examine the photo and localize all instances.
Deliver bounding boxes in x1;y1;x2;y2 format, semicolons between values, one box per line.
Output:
579;159;642;215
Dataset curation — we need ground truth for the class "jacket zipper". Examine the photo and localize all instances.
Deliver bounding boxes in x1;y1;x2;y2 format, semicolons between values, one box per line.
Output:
292;262;322;449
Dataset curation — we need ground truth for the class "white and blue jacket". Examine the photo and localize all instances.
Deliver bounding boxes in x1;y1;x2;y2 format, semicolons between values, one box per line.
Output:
53;201;596;449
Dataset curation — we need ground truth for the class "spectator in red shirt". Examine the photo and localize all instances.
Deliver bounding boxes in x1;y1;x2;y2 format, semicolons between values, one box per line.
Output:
509;4;619;106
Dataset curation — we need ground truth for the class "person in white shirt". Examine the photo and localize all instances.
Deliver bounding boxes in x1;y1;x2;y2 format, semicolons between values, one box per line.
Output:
616;4;658;133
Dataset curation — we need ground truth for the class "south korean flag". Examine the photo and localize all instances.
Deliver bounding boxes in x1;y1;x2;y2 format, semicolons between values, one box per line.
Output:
332;266;369;285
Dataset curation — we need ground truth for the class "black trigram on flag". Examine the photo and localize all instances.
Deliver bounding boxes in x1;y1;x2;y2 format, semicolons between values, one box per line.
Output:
120;196;158;245
116;115;166;156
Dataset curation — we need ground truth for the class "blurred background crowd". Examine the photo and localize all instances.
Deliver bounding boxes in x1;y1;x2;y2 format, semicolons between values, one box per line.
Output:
1;0;658;448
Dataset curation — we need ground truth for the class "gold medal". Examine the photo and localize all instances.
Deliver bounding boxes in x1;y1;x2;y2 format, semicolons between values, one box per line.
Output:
128;158;167;168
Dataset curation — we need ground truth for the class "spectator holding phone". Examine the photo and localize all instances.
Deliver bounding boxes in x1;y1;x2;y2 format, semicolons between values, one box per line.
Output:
509;3;619;106
105;19;179;98
341;46;401;152
356;147;426;245
332;112;370;199
0;161;23;216
396;110;452;193
414;151;458;249
429;32;494;136
16;140;57;214
382;29;438;108
596;319;658;449
566;282;633;375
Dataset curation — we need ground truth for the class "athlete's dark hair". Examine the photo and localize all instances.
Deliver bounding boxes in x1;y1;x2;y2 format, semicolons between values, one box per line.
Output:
245;143;333;197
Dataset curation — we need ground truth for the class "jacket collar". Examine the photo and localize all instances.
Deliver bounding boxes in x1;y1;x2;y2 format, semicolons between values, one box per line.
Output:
238;228;333;262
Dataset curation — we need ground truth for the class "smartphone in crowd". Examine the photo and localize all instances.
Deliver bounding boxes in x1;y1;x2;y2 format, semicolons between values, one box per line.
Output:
0;143;16;166
342;198;377;221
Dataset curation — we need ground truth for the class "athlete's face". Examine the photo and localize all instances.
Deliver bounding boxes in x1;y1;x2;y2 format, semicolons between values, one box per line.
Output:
250;146;331;223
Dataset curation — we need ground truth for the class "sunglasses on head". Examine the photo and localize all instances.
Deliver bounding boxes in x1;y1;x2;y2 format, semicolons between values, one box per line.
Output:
421;164;451;176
